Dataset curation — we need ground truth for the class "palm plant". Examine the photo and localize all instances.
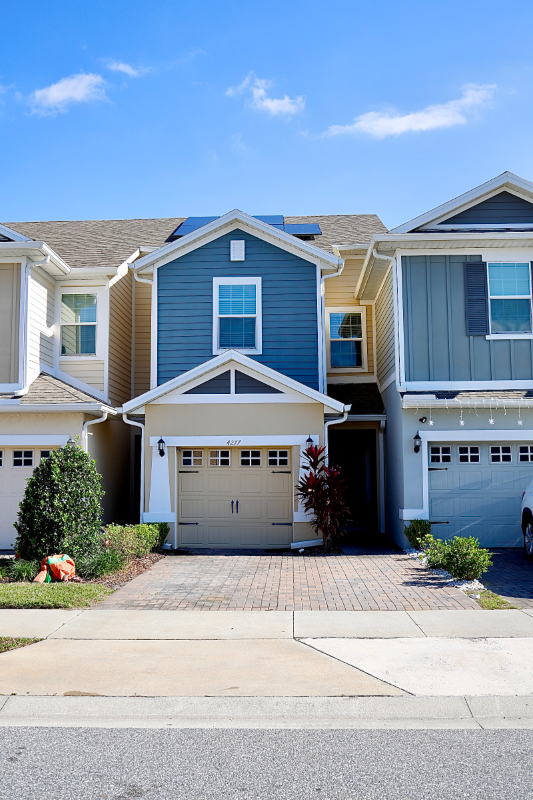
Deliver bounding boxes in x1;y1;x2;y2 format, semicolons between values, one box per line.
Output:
296;445;351;550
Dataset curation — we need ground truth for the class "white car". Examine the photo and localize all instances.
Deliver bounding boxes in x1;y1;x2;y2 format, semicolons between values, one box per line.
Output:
521;479;533;559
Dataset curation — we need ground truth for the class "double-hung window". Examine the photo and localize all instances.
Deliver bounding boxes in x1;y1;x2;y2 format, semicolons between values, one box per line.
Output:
213;278;262;354
488;263;532;334
61;294;97;355
327;307;366;370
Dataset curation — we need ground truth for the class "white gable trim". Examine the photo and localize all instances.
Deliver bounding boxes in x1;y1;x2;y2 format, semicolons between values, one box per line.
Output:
122;350;346;414
132;210;342;273
0;223;32;242
390;172;533;234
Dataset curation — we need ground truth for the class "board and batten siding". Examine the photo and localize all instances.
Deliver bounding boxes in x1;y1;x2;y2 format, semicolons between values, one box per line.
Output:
375;267;395;386
27;269;54;375
108;269;133;405
324;256;374;376
134;279;151;397
401;254;533;382
60;359;105;391
157;229;320;389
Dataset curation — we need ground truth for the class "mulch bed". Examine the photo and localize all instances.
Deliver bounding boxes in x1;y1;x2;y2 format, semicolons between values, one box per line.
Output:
91;551;165;590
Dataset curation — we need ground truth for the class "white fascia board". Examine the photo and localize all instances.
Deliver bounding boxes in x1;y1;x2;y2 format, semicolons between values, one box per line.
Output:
122;350;346;414
0;241;71;276
0;223;32;242
0;435;70;445
0;403;116;414
390;172;533;234
133;210;342;273
403;397;533;409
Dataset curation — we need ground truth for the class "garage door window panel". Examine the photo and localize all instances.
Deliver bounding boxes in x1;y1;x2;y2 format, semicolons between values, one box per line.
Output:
0;451;3;467
488;263;532;334
491;446;512;463
240;450;261;467
519;446;533;462
182;450;203;467
209;450;230;467
268;450;289;467
13;451;33;467
430;446;451;464
459;446;480;463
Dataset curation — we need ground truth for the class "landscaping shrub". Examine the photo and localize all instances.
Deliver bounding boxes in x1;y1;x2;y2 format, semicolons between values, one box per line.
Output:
75;550;126;580
103;523;162;561
441;536;493;581
404;519;433;550
8;559;40;582
14;441;104;561
423;535;448;570
157;523;170;548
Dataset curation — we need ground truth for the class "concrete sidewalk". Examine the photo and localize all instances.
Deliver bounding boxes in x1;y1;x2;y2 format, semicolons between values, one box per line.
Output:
4;608;533;639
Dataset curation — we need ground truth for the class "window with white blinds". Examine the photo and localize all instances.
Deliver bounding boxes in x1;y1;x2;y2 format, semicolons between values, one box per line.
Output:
213;277;262;354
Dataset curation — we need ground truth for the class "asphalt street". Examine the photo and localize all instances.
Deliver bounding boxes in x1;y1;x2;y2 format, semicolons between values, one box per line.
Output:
1;727;532;799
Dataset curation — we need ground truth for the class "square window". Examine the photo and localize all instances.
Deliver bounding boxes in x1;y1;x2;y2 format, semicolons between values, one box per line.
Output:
519;445;533;462
240;450;261;467
459;446;480;463
209;450;230;467
40;450;51;462
182;449;203;467
430;446;451;464
491;446;512;463
13;450;33;468
268;450;289;467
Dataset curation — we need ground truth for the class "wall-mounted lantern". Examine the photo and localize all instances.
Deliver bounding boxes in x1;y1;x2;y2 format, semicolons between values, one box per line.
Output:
306;435;313;448
157;437;166;458
413;433;422;453
66;437;75;447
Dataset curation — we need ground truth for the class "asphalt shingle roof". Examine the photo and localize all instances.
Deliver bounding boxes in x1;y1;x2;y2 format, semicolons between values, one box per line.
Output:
19;373;105;405
2;214;386;270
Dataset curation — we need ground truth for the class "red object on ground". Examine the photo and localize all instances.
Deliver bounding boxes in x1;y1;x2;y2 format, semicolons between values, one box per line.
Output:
33;554;75;583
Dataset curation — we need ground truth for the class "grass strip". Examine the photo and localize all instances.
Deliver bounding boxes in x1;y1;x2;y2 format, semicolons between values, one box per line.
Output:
0;637;42;653
469;589;517;610
0;583;112;609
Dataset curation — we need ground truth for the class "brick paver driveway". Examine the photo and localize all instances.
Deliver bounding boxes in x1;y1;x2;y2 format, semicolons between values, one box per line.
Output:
483;548;533;608
97;546;478;611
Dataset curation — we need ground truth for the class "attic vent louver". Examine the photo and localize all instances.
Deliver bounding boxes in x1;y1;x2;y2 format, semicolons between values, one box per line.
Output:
230;240;245;261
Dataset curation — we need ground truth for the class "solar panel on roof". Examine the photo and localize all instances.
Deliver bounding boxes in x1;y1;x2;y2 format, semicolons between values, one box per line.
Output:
166;215;322;242
254;215;284;228
284;223;322;236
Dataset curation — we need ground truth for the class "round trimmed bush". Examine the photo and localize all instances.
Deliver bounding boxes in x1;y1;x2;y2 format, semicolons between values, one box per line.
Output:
13;441;104;561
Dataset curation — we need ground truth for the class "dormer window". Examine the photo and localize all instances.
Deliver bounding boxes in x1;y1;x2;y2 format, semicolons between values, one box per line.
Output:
213;278;262;354
61;293;97;355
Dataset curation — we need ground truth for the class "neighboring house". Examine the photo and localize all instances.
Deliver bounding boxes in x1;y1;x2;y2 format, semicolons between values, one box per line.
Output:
0;211;386;551
357;171;533;548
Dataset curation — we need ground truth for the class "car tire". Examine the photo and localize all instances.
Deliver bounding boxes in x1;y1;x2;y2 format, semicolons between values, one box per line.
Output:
524;515;533;560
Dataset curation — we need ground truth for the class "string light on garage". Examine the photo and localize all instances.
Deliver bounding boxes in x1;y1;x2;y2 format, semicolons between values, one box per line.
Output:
518;403;523;426
459;403;464;426
489;400;495;426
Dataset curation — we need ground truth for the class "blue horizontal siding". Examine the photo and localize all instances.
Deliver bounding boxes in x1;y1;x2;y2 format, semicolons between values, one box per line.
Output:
157;229;319;389
443;191;533;224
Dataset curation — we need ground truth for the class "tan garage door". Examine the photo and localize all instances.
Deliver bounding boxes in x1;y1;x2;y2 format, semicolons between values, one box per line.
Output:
0;448;55;550
178;447;293;548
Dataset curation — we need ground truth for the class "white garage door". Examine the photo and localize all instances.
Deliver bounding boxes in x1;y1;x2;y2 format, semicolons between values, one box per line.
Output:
0;448;55;550
178;447;293;548
428;442;533;547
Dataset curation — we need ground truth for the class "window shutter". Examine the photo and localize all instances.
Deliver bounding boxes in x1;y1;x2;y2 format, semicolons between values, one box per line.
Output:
464;261;488;335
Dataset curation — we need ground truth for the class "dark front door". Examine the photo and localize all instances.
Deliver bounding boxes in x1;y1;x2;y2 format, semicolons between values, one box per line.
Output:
327;428;378;543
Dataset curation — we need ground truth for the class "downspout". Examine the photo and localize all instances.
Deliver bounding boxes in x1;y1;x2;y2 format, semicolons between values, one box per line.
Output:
123;413;145;524
82;411;108;453
323;404;351;465
320;260;345;395
378;419;386;534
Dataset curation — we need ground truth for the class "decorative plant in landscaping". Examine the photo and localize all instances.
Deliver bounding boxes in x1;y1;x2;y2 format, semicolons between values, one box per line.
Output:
404;520;493;581
296;445;351;550
13;439;104;561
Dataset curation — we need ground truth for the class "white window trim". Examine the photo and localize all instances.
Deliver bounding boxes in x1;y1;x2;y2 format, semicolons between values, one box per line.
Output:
55;284;108;362
326;306;368;372
487;261;533;337
212;277;262;355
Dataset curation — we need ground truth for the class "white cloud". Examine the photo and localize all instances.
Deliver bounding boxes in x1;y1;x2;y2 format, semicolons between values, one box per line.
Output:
30;73;106;114
106;61;150;78
226;72;305;116
323;84;496;139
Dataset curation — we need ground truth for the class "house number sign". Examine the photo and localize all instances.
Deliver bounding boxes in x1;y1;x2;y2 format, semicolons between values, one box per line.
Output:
226;439;242;445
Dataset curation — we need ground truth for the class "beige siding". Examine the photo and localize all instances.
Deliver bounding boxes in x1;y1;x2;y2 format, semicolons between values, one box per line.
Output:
325;258;373;377
375;267;395;386
28;269;54;375
108;269;133;406
59;359;105;391
0;264;20;384
134;280;151;397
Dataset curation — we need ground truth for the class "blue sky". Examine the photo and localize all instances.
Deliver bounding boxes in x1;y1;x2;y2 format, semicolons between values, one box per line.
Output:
1;0;533;228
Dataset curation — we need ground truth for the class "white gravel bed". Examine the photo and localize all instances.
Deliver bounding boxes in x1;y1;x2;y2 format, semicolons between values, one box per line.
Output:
404;547;485;595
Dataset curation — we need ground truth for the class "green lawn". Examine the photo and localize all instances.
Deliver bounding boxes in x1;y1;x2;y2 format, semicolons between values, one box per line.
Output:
469;590;517;610
0;582;112;608
0;637;42;653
